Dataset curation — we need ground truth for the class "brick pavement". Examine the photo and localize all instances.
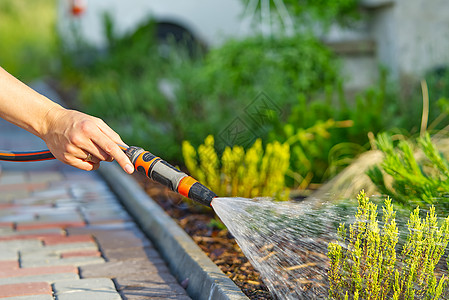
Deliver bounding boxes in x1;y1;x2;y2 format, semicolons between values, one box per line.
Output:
0;81;191;299
0;167;191;299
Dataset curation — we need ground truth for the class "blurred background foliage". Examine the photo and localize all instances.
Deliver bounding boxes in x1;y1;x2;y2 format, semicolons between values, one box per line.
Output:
0;0;57;81
1;0;449;199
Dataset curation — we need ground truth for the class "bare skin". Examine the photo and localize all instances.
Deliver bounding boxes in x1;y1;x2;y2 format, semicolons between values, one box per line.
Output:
0;67;134;174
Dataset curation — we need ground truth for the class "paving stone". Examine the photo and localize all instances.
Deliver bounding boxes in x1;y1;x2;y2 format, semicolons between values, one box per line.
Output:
0;272;78;285
0;172;27;185
0;249;18;260
0;204;52;216
20;247;100;261
103;247;160;262
121;297;191;300
0;228;63;237
14;197;56;206
42;235;93;245
53;277;116;294
115;279;189;299
0;191;29;202
0;228;14;235
83;208;130;224
28;171;64;183
0;260;19;269
0;222;14;228
33;242;98;252
0;282;52;298
56;291;122;300
30;206;80;215
80;203;123;211
0;239;42;251
92;229;151;250
114;271;178;286
21;256;105;268
80;259;169;279
1;295;54;300
66;222;137;235
0;183;47;193
0;213;35;223
20;249;66;261
61;250;101;258
53;278;122;300
0;223;14;235
16;221;85;231
0;265;77;278
0;233;62;242
0;203;15;209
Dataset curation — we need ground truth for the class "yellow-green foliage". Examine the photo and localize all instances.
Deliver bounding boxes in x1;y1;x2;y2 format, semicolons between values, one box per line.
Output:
182;135;290;200
328;190;449;299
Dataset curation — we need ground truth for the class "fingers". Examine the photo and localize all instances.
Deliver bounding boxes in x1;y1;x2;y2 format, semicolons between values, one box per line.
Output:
95;119;128;148
88;126;134;174
97;139;134;174
66;156;100;171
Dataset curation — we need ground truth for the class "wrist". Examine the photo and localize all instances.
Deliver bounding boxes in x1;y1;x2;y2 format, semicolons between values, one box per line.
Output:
37;102;66;139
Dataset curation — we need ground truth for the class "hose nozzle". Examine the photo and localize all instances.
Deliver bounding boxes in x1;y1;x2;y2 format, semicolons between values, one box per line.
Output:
125;146;216;207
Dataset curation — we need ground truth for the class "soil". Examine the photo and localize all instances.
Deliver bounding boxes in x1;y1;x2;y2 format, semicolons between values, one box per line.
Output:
135;173;273;299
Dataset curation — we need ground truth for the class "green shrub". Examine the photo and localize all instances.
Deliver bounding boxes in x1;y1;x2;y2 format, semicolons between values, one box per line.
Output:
328;190;449;299
367;133;449;209
268;71;408;187
199;33;338;105
272;118;359;188
182;135;290;200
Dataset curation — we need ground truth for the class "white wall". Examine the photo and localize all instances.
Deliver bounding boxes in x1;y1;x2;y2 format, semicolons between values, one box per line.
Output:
368;0;449;80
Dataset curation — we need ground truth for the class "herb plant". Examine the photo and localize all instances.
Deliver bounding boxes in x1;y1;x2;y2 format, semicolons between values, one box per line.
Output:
182;135;290;200
367;133;449;209
328;190;449;299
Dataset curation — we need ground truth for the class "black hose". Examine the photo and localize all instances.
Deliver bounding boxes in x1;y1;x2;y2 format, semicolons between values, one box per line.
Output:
0;150;55;162
0;145;128;162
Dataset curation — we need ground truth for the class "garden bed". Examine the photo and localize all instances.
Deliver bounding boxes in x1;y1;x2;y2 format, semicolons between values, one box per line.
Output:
134;172;273;299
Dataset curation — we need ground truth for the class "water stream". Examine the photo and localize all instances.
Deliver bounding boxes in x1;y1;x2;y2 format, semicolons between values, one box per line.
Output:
211;196;348;299
211;195;449;299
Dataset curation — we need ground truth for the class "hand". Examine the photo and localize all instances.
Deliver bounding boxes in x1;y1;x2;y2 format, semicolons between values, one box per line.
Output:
41;107;134;174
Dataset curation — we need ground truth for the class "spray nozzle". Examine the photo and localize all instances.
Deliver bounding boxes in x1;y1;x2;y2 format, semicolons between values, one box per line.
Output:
125;146;216;206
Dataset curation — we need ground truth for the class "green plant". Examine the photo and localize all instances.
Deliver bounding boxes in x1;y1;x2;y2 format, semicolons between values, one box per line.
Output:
367;133;449;208
0;0;57;80
198;33;339;111
65;19;340;163
268;71;407;187
273;118;359;188
182;135;290;200
328;190;449;299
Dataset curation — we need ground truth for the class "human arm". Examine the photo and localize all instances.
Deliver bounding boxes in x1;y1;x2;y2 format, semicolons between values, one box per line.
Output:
0;67;134;174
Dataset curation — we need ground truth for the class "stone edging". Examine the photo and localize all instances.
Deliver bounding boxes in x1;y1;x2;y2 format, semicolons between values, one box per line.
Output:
98;162;249;300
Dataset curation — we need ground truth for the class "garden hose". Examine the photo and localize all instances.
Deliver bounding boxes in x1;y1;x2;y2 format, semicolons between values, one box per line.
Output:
0;146;216;207
125;146;216;207
0;149;55;162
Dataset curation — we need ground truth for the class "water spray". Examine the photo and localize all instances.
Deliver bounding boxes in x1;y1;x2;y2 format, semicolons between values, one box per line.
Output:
0;145;217;207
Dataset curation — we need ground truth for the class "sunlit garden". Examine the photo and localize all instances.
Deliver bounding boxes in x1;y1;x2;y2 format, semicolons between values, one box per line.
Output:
2;0;449;298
